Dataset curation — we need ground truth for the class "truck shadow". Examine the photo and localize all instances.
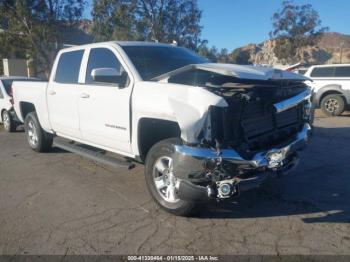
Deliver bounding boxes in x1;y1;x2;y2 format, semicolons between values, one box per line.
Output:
197;125;350;223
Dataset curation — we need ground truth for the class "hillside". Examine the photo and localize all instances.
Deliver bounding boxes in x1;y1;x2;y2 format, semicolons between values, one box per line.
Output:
230;32;350;65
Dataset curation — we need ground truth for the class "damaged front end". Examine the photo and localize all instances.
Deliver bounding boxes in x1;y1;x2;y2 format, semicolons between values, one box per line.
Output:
163;64;313;201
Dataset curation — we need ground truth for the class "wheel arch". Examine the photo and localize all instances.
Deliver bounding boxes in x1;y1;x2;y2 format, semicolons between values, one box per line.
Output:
19;102;36;121
315;85;348;107
137;118;181;162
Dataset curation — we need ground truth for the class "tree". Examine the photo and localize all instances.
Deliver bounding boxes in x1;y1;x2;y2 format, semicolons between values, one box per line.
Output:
270;1;328;64
0;0;86;76
92;0;204;50
230;48;251;65
217;48;232;63
197;42;219;62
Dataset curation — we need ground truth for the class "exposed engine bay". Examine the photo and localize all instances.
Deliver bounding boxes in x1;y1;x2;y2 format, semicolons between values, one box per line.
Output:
168;68;312;200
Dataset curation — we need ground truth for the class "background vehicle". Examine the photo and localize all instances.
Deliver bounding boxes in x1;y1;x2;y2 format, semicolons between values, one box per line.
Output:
12;42;313;216
0;76;40;132
305;64;350;116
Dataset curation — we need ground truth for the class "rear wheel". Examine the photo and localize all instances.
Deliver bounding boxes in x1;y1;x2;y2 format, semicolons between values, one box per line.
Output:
321;94;345;117
24;112;53;152
2;110;16;132
145;138;196;216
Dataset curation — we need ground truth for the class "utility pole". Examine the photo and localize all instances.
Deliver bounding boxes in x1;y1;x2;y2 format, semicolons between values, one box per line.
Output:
340;41;345;64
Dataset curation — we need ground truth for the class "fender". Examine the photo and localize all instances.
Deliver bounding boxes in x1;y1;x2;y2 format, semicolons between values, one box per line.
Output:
131;81;228;155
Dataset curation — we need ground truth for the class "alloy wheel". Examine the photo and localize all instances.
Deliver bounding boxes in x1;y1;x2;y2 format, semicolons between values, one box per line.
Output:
325;98;339;113
27;120;38;147
152;156;180;203
2;112;10;130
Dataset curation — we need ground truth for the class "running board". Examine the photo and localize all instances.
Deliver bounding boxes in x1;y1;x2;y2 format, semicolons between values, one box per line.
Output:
53;138;135;170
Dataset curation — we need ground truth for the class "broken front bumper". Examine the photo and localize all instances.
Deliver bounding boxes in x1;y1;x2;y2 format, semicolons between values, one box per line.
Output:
173;123;312;201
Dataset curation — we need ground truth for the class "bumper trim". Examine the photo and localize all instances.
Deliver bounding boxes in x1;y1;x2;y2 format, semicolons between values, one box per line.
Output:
273;89;311;113
174;123;311;169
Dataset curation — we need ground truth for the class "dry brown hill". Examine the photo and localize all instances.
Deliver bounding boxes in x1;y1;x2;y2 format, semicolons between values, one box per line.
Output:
230;32;350;65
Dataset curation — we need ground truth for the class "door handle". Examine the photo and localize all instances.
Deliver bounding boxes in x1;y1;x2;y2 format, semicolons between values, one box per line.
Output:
80;93;90;99
48;90;56;95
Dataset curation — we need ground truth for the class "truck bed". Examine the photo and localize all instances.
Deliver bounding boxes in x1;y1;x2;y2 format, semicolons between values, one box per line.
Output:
12;81;49;124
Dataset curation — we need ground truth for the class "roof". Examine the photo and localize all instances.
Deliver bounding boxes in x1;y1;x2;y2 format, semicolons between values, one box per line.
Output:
116;41;175;47
59;41;177;52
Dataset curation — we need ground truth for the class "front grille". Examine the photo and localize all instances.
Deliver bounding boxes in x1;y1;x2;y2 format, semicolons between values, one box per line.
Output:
241;102;303;150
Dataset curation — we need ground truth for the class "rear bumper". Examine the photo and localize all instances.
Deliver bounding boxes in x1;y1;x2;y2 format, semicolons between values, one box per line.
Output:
174;123;312;201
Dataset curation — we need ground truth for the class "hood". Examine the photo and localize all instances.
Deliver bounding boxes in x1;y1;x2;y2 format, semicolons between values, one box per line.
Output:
152;63;311;82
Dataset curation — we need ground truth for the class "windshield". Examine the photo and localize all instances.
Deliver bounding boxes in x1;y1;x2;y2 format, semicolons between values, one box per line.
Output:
122;45;207;80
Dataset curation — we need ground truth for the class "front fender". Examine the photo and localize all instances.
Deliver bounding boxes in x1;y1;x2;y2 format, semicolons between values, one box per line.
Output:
168;87;227;144
132;82;228;154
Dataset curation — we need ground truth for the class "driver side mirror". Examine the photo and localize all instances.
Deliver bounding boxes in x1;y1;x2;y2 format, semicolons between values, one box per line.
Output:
91;68;128;87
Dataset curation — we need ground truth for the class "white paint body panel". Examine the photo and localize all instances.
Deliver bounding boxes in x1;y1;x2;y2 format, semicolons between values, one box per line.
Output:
130;81;227;155
13;81;52;131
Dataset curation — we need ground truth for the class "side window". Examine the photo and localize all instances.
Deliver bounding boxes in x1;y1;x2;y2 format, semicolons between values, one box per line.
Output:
310;67;335;77
334;66;350;77
54;50;84;84
85;48;125;84
0;85;3;99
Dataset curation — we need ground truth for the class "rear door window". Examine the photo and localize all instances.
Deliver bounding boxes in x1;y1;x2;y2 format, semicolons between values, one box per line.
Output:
310;67;335;77
55;50;84;84
334;66;350;77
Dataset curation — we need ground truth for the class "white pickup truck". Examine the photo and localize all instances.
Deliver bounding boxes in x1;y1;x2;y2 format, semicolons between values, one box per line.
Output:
13;42;313;216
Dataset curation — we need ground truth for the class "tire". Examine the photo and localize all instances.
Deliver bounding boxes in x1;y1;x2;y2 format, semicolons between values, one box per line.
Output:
24;112;53;152
2;110;16;132
321;94;345;117
145;138;197;216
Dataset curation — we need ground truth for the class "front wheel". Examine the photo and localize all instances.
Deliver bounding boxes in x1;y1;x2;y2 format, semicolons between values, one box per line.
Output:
145;138;196;216
24;112;53;152
321;94;345;117
2;110;16;132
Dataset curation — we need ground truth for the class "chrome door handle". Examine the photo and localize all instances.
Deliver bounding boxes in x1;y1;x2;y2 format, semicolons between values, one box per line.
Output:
48;90;56;95
80;93;90;98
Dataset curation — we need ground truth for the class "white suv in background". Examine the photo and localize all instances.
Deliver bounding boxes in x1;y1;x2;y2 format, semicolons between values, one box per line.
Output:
0;76;40;132
305;64;350;116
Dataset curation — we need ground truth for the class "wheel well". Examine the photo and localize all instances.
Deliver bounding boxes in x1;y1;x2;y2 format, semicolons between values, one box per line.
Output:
319;90;345;106
20;102;36;120
138;118;181;162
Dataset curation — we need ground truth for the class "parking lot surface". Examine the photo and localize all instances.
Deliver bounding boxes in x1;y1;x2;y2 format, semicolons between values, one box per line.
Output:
0;111;349;255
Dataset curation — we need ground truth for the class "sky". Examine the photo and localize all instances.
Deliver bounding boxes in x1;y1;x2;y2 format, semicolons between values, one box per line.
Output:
84;0;350;51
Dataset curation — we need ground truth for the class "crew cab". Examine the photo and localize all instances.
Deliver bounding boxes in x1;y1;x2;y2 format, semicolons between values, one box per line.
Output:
0;76;40;132
12;42;313;216
305;64;350;116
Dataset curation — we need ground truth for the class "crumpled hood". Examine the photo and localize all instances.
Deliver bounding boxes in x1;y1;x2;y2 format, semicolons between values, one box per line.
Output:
152;63;311;82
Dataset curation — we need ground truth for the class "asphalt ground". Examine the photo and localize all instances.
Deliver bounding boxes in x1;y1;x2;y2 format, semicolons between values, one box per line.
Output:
0;110;349;255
